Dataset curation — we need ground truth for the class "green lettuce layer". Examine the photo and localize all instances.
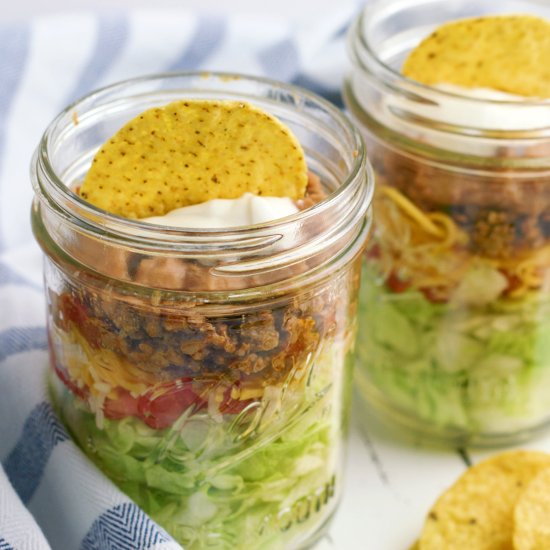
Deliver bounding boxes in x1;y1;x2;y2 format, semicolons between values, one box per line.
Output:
356;266;550;434
55;343;352;549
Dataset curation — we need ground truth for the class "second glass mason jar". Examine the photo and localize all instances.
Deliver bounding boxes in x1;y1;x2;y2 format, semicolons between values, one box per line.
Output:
345;0;550;446
31;73;372;549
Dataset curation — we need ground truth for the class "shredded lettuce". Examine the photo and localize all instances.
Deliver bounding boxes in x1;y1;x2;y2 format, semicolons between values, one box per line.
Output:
54;343;351;550
356;265;550;435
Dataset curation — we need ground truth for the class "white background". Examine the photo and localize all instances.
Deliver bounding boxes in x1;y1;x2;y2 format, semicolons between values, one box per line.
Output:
1;0;357;22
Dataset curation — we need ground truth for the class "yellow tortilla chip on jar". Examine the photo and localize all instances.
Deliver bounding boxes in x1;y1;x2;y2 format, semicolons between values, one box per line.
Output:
79;100;308;218
403;15;550;98
513;466;550;550
419;450;550;550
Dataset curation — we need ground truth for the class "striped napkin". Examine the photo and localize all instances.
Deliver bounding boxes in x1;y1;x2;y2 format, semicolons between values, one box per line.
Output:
0;7;359;550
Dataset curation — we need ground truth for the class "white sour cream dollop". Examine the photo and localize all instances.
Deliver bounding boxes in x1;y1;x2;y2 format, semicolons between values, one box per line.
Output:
352;78;550;154
142;192;299;229
397;83;550;131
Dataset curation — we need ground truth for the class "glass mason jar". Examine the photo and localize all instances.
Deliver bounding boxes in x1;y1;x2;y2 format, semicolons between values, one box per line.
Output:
31;73;373;549
345;0;550;446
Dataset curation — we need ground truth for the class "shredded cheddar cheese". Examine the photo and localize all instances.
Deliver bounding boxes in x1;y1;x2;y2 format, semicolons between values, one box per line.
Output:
376;184;550;298
57;327;156;399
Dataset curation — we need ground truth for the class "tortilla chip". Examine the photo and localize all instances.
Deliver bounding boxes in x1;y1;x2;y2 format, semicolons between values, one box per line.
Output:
419;451;550;550
79;100;308;218
403;15;550;98
513;466;550;550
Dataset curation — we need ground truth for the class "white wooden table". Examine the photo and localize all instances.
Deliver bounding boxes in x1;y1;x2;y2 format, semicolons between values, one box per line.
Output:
323;404;550;549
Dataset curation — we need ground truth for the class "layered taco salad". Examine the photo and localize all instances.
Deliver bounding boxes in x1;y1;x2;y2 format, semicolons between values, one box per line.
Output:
356;15;550;439
44;98;362;548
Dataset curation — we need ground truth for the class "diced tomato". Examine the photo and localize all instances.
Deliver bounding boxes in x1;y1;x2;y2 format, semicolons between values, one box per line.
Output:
420;286;449;304
59;294;88;328
365;244;381;260
385;271;411;293
137;381;205;430
86;377;257;429
500;269;523;296
104;389;139;420
58;294;102;348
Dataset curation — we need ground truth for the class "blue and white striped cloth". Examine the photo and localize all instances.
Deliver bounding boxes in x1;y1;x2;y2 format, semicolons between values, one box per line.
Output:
0;8;360;550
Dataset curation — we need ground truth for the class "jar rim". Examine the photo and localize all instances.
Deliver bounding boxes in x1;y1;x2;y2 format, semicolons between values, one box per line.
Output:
33;71;371;248
32;71;373;292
